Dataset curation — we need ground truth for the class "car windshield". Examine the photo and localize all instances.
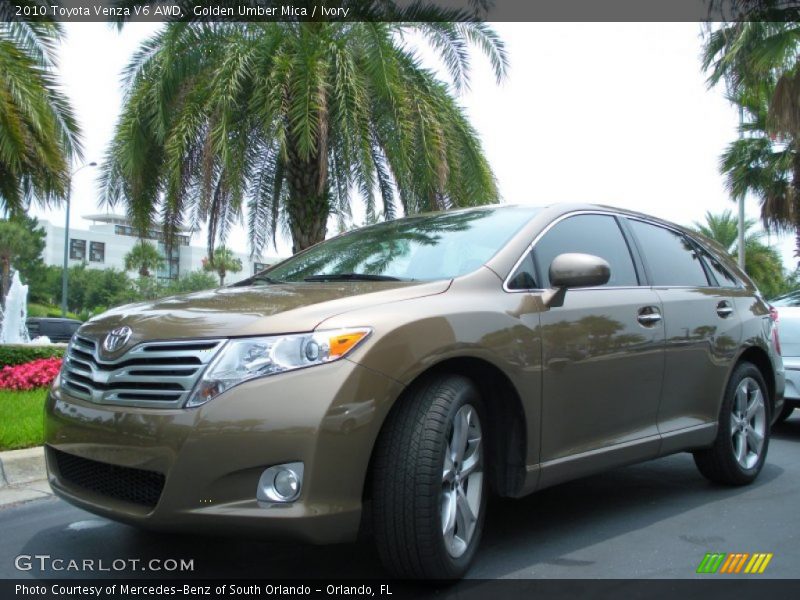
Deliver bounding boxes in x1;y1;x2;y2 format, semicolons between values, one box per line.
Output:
251;206;539;283
771;291;800;307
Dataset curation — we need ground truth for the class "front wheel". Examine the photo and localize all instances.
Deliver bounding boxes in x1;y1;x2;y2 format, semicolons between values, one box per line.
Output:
693;362;770;485
371;374;486;579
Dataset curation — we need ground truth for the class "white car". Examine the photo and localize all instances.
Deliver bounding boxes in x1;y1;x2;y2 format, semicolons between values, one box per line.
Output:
770;291;800;422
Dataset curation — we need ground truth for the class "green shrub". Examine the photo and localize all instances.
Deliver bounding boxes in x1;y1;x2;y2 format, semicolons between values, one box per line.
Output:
0;344;66;367
27;303;79;319
26;303;51;318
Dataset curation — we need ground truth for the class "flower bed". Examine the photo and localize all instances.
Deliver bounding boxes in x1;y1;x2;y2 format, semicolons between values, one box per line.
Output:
0;357;62;391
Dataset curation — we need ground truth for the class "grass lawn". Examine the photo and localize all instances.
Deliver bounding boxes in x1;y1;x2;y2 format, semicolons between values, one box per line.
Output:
0;389;47;451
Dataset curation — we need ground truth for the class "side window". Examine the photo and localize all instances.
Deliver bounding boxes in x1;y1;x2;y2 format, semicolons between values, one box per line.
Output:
533;214;638;287
695;244;740;288
628;220;709;287
508;252;538;290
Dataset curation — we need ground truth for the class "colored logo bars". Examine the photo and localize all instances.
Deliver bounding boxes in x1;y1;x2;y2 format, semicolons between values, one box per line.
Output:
696;553;773;574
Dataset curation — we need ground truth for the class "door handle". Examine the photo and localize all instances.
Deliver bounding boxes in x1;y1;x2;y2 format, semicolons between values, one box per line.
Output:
716;301;734;318
637;306;662;326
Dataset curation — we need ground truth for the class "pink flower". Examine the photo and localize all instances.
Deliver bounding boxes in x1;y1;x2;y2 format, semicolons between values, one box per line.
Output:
0;357;63;391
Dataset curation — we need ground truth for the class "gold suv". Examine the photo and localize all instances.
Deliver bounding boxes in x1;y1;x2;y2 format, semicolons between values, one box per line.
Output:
45;204;785;578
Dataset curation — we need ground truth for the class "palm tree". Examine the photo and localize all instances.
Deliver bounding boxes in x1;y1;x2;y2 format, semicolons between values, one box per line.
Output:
102;15;507;255
202;246;242;286
718;90;794;233
0;1;82;215
702;15;800;255
693;210;790;298
123;240;165;278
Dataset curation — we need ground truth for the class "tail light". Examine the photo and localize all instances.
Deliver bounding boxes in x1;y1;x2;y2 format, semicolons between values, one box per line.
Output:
769;306;782;355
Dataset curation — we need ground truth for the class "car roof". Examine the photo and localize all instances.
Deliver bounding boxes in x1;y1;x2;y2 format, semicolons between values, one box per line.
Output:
475;202;752;290
26;317;82;323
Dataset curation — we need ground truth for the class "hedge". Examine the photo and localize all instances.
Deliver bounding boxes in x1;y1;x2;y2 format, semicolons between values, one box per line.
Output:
28;303;80;320
0;344;66;367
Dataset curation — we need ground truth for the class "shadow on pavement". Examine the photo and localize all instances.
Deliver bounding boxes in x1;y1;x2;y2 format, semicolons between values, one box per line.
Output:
13;447;785;580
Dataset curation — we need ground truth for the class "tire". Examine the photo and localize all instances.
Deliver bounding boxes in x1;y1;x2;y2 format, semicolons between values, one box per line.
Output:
371;374;487;579
693;362;771;485
775;402;794;425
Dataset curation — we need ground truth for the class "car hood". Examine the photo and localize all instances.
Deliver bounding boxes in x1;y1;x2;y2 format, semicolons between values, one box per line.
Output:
78;280;450;342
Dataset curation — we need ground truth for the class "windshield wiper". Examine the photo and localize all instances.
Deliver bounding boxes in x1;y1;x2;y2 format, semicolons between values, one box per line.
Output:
304;273;407;282
233;275;286;287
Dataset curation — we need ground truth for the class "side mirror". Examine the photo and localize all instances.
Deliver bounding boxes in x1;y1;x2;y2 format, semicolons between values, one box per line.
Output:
544;253;610;307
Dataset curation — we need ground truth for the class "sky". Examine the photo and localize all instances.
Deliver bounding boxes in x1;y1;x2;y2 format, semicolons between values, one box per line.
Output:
29;21;798;268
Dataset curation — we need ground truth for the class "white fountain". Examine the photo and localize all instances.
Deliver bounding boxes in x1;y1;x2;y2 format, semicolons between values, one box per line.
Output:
0;270;31;344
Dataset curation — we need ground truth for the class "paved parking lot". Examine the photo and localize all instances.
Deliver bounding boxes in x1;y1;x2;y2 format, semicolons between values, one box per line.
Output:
1;415;798;580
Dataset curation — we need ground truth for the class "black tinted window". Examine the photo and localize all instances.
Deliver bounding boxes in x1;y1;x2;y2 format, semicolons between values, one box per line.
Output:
508;252;538;289
695;244;740;288
628;220;709;287
533;215;638;287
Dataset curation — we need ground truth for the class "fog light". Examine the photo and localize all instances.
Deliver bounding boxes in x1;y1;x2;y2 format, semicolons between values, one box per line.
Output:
257;462;304;503
274;469;299;497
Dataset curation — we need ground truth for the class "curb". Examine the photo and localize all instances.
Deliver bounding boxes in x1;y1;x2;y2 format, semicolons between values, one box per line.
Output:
0;446;46;488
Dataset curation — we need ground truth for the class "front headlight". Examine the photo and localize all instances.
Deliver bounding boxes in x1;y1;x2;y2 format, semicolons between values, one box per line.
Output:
186;328;371;407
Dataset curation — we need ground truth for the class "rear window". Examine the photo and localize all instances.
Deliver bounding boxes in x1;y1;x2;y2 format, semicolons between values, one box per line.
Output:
694;244;740;288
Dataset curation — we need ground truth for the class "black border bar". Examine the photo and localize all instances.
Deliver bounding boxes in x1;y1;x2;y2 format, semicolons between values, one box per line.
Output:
2;0;800;23
4;579;800;600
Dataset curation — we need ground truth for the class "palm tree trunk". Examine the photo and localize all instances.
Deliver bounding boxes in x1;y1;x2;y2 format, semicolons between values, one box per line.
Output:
794;143;800;263
284;140;329;253
0;257;9;308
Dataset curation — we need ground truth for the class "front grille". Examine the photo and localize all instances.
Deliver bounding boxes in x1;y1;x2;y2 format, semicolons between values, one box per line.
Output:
53;448;165;508
61;334;224;408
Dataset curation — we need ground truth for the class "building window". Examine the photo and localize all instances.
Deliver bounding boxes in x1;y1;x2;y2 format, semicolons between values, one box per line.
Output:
156;244;180;281
89;241;105;263
115;225;190;246
69;239;86;260
254;262;270;274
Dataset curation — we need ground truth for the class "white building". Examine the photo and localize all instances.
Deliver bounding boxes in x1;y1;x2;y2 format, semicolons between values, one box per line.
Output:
38;214;283;285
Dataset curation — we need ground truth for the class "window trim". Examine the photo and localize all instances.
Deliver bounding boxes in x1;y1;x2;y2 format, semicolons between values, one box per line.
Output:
503;210;644;293
503;210;745;293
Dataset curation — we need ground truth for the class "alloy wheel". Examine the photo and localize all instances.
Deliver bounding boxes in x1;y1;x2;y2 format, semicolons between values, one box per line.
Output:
730;376;766;470
441;404;483;558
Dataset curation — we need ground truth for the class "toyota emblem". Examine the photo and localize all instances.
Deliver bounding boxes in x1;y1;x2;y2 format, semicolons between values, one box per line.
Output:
103;326;133;353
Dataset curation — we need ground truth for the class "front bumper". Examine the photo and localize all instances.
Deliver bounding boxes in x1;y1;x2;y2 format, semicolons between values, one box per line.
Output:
45;359;403;544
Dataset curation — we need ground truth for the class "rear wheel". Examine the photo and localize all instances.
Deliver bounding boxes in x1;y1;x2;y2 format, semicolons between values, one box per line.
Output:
371;374;486;579
693;362;770;485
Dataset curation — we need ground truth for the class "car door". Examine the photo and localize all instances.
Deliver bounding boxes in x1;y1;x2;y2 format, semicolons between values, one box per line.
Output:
513;213;666;469
624;218;743;439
